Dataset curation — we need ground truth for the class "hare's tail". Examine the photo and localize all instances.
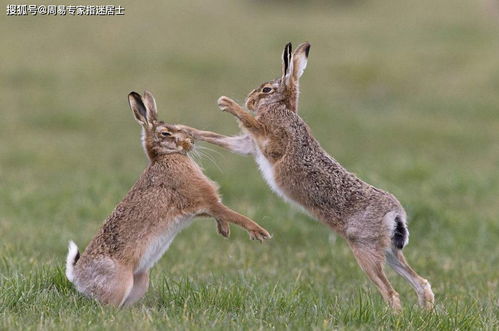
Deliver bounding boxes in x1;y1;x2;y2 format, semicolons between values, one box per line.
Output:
391;215;409;250
65;241;80;282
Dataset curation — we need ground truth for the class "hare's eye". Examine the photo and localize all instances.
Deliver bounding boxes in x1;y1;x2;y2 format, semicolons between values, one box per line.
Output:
161;131;171;137
262;87;272;93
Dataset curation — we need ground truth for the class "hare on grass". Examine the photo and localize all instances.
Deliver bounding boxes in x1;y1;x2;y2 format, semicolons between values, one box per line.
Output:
178;43;434;311
65;91;271;307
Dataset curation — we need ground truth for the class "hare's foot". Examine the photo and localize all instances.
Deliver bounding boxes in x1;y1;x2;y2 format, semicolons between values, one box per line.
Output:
248;226;272;242
218;96;263;133
216;220;230;238
175;124;201;139
420;280;435;310
209;203;271;243
217;96;243;116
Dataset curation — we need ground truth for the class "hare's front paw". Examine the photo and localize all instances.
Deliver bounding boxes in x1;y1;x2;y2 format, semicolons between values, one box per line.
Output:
249;226;272;243
217;96;238;113
175;125;197;139
217;220;230;238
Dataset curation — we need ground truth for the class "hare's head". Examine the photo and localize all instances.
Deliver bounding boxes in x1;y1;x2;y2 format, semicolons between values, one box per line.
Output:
245;42;310;113
128;91;194;160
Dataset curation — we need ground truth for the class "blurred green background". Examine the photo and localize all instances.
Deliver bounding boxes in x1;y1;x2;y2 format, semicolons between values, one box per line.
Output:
1;0;498;329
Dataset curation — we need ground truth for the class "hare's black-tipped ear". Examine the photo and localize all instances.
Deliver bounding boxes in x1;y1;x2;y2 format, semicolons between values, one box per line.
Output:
290;42;310;83
128;91;148;126
142;90;158;122
281;42;292;78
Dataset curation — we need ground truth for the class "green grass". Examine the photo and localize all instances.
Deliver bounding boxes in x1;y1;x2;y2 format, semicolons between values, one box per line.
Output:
1;0;499;329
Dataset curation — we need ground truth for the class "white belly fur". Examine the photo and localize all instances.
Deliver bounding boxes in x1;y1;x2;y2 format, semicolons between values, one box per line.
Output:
135;215;194;273
254;146;306;213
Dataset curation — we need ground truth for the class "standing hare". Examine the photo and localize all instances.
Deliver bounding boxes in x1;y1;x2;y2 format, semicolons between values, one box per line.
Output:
179;43;434;310
65;91;271;307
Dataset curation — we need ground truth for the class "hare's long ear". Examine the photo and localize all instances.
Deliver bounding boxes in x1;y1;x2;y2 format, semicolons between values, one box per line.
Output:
281;42;292;80
142;90;158;122
289;42;310;84
128;91;149;126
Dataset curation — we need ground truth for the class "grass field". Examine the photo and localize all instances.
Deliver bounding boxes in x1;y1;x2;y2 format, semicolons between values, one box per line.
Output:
1;0;499;329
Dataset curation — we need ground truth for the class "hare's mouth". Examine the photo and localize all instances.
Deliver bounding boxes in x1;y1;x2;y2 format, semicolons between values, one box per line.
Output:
245;98;255;111
181;141;194;152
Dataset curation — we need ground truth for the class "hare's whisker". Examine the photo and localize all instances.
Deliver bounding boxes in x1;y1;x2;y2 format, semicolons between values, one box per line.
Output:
197;145;224;158
196;149;223;173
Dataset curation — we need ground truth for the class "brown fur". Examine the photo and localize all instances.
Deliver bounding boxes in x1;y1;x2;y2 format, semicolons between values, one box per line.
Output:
179;43;434;310
65;91;271;307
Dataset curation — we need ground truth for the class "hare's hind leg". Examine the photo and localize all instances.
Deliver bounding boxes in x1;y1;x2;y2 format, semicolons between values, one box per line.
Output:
348;242;402;311
98;264;134;307
386;248;434;309
122;271;150;307
77;259;134;307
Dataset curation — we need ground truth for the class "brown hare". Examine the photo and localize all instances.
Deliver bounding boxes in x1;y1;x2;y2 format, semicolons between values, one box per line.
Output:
65;91;271;307
178;43;434;311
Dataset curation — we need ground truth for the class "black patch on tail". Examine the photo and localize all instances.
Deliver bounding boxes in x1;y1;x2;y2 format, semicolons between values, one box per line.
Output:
74;251;80;265
392;216;407;249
